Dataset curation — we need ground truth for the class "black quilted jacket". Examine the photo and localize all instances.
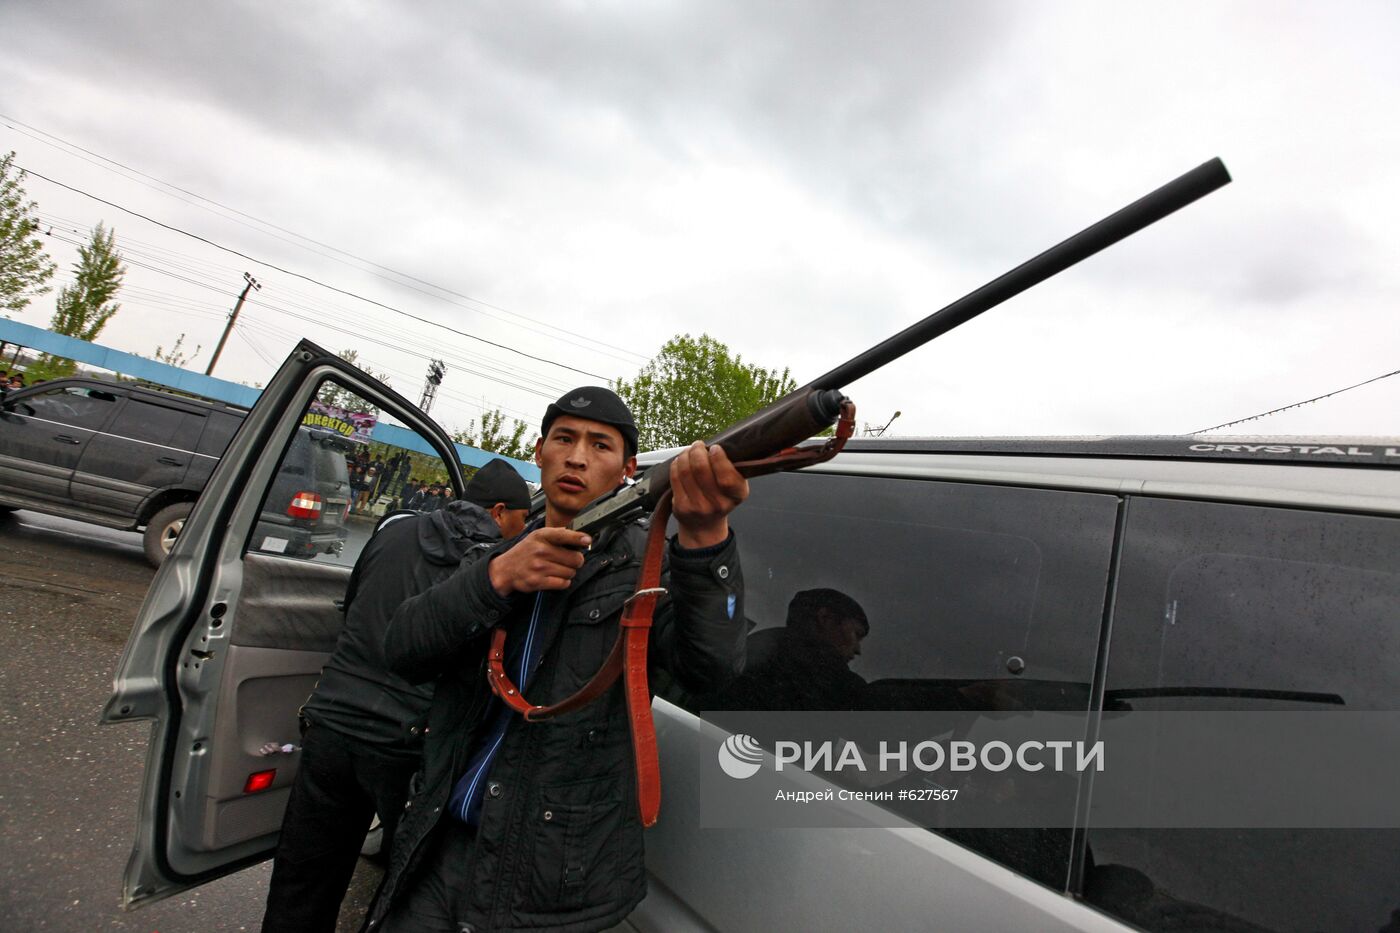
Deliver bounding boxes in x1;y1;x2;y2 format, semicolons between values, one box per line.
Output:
366;518;744;933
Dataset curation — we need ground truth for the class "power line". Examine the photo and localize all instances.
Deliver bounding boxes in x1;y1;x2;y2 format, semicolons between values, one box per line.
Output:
1;115;649;365
65;254;569;405
37;208;249;281
241;288;574;393
250;300;559;398
30;274;544;431
33;222;565;420
36;211;583;398
16;162;614;380
35;201;587;401
234;326;278;368
1190;368;1400;434
242;286;576;395
32;179;594;392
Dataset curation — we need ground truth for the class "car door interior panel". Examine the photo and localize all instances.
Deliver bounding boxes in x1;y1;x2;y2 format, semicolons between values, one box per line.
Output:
229;553;351;653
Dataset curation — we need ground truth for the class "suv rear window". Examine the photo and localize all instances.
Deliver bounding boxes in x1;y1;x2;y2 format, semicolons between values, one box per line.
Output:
196;411;242;458
309;433;351;480
108;397;204;448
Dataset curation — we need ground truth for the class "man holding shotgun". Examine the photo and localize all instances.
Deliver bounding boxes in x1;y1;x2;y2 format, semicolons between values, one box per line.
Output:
369;386;749;933
363;157;1233;933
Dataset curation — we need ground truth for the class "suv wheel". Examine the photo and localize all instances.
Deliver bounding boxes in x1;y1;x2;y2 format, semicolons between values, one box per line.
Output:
143;503;193;568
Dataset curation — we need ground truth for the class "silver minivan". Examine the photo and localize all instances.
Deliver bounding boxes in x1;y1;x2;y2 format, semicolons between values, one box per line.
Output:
634;436;1400;933
106;342;1400;932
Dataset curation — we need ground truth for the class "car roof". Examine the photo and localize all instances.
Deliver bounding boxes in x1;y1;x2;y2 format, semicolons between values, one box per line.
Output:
636;434;1400;517
843;435;1400;469
9;375;250;416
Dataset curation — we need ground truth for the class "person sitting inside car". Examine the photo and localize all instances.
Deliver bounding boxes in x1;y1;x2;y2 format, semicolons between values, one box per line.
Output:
708;587;871;711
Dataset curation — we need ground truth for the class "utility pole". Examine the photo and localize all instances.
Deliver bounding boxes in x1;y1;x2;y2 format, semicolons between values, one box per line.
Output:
419;359;446;413
205;272;261;376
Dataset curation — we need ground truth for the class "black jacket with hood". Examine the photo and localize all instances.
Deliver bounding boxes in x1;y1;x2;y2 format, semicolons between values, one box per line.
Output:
301;501;503;755
365;516;745;933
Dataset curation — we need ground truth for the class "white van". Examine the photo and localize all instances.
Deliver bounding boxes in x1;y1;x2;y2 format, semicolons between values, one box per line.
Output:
634;435;1400;932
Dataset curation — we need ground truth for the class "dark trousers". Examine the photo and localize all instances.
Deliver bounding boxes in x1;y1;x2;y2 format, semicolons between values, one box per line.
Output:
377;819;478;933
262;723;421;933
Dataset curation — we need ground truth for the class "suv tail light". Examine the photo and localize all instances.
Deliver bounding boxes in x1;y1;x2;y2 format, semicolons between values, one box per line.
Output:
287;491;324;520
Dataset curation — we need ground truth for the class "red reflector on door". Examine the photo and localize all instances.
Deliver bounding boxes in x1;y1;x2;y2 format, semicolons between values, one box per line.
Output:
244;769;277;793
287;491;324;520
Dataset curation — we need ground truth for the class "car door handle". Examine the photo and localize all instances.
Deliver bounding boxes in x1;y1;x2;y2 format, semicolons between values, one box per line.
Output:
158;456;184;466
53;434;82;445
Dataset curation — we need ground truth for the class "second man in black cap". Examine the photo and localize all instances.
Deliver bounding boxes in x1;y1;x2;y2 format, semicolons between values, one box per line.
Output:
261;459;532;933
460;458;533;539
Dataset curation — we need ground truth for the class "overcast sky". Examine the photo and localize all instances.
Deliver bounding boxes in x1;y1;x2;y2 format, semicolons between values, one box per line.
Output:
1;1;1396;441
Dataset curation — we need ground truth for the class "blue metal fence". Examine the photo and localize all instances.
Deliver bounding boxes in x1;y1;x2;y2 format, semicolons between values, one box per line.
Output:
0;318;539;481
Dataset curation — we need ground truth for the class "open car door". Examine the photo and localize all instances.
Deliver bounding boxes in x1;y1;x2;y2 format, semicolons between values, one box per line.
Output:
101;340;468;908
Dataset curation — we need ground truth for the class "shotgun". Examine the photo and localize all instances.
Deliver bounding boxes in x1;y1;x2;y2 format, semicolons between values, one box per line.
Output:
570;157;1232;536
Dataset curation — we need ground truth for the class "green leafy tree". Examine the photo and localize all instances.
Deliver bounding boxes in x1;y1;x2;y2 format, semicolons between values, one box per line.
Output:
612;333;796;452
0;151;57;316
317;348;391;412
453;408;534;462
27;222;125;380
51;222;125;339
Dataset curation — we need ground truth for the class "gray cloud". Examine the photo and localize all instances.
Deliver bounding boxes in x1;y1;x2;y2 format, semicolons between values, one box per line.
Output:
1;0;1397;436
4;1;1009;211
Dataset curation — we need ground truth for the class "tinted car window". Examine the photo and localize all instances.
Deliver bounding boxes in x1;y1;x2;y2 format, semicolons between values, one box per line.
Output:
1086;497;1400;932
107;397;204;448
21;386;120;430
197;410;242;458
311;436;348;485
681;470;1119;887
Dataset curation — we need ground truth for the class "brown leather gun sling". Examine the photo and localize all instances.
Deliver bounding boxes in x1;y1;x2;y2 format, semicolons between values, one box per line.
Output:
487;402;856;826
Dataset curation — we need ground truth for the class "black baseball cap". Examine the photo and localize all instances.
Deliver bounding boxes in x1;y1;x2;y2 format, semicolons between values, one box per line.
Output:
464;459;532;510
541;386;638;456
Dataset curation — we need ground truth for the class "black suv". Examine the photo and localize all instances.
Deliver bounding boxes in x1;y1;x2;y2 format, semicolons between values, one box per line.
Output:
0;376;348;566
249;426;353;560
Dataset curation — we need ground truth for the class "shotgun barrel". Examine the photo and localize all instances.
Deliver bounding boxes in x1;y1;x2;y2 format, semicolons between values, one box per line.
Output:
569;157;1232;536
808;158;1231;391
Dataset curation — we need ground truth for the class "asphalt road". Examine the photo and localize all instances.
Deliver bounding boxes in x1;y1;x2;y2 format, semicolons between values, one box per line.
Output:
0;510;382;932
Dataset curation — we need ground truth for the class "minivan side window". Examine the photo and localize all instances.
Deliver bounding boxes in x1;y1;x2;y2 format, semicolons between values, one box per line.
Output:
680;470;1120;888
1086;497;1400;932
21;386;120;430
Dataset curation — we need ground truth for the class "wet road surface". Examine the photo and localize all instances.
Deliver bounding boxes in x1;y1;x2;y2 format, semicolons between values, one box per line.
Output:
0;510;382;932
